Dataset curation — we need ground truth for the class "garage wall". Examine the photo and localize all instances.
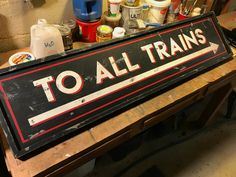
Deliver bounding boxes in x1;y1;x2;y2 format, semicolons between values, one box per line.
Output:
0;0;107;52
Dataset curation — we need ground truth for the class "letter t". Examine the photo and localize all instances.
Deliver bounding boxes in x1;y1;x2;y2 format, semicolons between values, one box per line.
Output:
33;76;55;102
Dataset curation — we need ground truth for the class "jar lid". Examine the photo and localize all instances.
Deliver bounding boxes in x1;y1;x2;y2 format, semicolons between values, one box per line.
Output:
54;24;71;35
63;19;76;29
97;25;113;35
113;27;126;34
37;19;48;25
142;3;150;9
9;52;35;66
121;3;142;9
104;11;122;21
193;7;201;13
112;27;126;38
109;0;122;3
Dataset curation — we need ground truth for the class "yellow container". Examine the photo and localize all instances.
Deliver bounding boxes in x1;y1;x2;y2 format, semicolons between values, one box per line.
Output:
96;25;113;42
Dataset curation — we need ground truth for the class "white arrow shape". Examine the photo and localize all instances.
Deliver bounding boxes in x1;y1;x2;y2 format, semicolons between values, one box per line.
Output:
209;42;219;54
28;42;219;126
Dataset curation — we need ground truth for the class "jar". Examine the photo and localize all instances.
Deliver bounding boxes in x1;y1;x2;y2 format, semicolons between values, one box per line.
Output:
104;11;121;28
55;25;73;51
63;19;80;42
96;25;113;42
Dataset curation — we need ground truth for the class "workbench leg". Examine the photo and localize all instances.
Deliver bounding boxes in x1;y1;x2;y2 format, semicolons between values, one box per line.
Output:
197;84;232;127
225;91;236;119
0;146;10;177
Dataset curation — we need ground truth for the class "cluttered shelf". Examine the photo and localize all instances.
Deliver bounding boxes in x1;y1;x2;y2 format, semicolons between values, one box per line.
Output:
0;17;236;177
0;0;207;68
0;42;92;69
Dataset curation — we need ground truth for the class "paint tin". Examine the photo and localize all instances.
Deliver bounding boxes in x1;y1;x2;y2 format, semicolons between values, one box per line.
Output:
9;52;35;66
146;0;171;24
121;3;142;21
104;11;121;28
96;25;113;42
121;3;142;34
76;19;102;42
124;0;140;7
73;0;102;22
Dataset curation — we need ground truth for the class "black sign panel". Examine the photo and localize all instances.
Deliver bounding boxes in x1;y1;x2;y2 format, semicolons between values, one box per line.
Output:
0;13;232;157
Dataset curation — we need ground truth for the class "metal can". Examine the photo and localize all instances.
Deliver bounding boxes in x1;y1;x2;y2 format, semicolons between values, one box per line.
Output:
96;25;113;42
121;4;142;34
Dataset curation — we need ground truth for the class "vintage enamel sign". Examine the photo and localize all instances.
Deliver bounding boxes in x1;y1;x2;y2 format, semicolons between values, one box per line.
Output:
0;13;232;157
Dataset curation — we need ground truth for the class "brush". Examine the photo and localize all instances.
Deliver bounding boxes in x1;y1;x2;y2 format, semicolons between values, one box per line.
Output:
129;19;161;29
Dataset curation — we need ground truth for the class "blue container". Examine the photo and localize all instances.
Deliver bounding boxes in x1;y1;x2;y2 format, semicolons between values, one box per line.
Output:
73;0;102;22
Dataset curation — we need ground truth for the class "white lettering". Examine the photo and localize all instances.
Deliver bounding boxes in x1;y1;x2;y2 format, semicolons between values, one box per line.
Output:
183;31;199;49
154;41;171;60
33;76;55;102
122;52;140;71
96;61;115;84
195;28;207;44
109;56;128;76
141;44;156;63
170;38;184;55
178;34;188;51
56;71;83;94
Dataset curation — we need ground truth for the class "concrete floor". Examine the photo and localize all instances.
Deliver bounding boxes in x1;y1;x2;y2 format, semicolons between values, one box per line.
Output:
65;94;236;177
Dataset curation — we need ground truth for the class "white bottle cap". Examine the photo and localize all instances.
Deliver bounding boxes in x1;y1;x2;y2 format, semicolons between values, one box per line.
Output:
37;19;47;25
191;7;201;17
112;27;126;39
193;7;201;13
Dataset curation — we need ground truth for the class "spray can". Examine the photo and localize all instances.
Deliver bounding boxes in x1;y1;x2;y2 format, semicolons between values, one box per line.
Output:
73;0;102;22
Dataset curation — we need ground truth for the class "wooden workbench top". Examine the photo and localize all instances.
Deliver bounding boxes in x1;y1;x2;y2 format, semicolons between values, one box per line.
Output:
0;47;235;176
0;42;92;69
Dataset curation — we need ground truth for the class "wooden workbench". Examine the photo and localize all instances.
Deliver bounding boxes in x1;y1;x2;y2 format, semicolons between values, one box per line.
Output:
0;13;236;176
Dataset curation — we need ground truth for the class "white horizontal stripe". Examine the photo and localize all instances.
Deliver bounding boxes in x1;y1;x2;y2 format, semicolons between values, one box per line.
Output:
28;44;216;126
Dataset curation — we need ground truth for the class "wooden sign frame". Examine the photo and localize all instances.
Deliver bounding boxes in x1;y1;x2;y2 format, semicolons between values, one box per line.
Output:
0;12;232;158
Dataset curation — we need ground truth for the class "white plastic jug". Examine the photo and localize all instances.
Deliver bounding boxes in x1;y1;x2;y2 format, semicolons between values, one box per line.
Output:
30;19;64;59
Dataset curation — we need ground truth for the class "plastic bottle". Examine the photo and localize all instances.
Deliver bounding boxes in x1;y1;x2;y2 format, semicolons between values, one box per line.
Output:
108;0;122;17
30;19;65;59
